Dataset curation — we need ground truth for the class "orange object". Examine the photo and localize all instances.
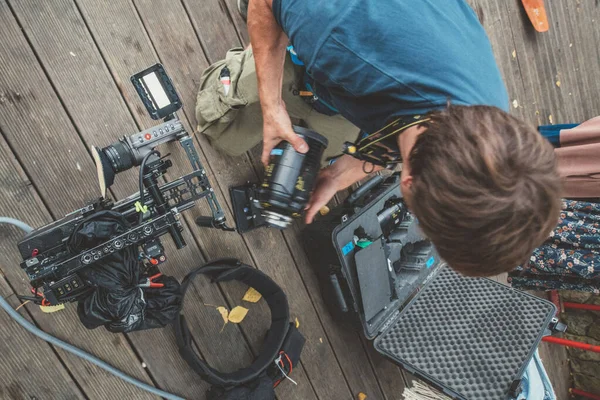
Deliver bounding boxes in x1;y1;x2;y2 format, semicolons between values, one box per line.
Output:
564;302;600;312
542;336;600;353
570;388;600;400
138;273;164;288
31;288;50;306
522;0;549;32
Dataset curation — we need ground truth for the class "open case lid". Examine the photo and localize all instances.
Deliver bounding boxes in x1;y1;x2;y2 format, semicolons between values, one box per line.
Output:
374;266;557;400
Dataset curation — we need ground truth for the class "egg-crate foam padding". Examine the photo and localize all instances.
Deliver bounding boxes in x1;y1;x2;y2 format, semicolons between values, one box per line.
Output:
373;267;556;400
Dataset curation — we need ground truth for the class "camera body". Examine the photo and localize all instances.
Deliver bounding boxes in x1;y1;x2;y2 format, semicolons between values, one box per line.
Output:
18;64;228;305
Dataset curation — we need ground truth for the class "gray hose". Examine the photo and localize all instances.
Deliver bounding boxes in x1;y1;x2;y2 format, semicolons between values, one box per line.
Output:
0;218;186;400
0;217;34;233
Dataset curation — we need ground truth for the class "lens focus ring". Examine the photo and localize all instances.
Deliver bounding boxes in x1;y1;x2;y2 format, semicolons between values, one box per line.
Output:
103;139;134;173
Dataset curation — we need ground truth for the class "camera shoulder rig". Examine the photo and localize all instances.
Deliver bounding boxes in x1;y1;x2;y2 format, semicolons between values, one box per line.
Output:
17;63;232;306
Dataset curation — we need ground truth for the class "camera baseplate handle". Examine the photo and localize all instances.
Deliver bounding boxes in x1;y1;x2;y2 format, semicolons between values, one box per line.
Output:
179;135;233;231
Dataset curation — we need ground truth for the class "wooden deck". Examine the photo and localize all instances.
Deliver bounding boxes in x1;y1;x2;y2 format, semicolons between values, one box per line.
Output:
0;1;597;399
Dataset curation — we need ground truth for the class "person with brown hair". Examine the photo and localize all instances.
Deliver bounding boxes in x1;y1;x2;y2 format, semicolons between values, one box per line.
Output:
405;106;561;276
196;0;562;276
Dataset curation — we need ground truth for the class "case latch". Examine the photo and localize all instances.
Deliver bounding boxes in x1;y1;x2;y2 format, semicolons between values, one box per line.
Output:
548;317;568;334
509;379;523;398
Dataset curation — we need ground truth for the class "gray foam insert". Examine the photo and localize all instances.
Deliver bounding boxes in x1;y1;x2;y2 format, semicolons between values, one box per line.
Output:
374;267;556;400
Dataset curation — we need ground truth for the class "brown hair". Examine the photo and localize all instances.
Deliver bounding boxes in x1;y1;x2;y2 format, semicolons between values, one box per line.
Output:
409;105;561;277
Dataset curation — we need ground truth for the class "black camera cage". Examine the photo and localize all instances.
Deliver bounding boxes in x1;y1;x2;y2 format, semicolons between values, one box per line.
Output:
18;64;230;306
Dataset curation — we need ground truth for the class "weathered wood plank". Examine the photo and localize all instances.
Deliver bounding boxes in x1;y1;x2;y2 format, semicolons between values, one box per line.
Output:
9;1;260;398
501;0;566;125
0;2;159;398
359;336;408;399
0;5;97;214
0;138;86;400
551;0;600;121
502;0;600;125
222;0;250;45
469;0;532;122
182;0;241;62
0;278;83;400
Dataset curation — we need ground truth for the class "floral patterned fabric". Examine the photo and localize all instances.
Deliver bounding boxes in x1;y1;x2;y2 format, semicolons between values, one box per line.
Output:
508;200;600;293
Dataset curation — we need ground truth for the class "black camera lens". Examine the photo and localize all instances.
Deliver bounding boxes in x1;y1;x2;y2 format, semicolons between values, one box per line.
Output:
103;140;135;173
92;139;135;197
258;126;328;229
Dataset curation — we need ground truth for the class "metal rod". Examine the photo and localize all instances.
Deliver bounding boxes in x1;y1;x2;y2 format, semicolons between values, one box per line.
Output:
564;302;600;312
570;388;600;400
542;336;600;353
549;290;561;314
144;168;185;249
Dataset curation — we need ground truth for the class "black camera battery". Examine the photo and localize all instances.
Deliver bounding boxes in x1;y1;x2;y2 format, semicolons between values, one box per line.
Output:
303;173;557;400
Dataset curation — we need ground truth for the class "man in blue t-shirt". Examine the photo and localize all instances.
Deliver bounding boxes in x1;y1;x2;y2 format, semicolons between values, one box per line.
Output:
195;0;561;277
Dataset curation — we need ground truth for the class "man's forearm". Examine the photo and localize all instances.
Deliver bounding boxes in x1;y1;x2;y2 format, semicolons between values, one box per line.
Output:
248;0;288;111
323;155;384;191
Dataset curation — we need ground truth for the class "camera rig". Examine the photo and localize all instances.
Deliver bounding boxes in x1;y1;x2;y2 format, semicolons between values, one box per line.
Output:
17;64;231;306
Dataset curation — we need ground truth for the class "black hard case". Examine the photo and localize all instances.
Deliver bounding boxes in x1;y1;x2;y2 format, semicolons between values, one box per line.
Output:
304;173;439;338
303;174;556;400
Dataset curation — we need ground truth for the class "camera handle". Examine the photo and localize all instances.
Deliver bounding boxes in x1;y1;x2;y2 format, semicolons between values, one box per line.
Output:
179;135;234;231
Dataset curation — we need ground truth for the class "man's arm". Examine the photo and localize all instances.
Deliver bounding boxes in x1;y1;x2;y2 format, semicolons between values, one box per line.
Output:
248;2;377;223
248;0;308;166
304;155;383;223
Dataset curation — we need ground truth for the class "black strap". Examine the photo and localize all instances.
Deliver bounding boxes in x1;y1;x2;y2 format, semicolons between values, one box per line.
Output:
343;115;431;168
174;258;290;387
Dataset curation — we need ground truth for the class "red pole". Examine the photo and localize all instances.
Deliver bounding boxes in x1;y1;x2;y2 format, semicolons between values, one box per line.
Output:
571;388;600;400
542;336;600;353
564;302;600;312
549;290;561;313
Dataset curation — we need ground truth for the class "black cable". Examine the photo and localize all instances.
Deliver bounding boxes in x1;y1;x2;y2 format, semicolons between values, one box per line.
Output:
138;150;160;224
0;218;185;400
362;160;375;174
66;210;129;254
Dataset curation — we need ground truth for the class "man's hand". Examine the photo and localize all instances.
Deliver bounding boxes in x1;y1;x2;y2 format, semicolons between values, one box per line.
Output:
304;155;384;224
304;168;339;224
248;0;308;166
261;104;308;166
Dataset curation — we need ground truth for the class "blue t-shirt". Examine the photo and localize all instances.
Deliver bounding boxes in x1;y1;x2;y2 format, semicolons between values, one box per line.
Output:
272;0;509;133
